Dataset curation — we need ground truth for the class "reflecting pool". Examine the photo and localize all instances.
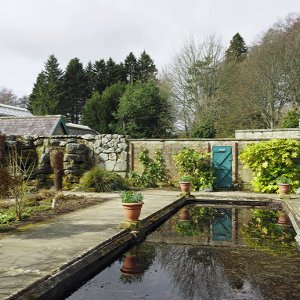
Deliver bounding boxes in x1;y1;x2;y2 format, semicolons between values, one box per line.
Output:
67;205;300;300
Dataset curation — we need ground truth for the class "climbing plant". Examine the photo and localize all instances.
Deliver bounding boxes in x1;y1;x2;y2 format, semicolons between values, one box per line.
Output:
240;139;300;193
173;148;215;191
130;149;169;188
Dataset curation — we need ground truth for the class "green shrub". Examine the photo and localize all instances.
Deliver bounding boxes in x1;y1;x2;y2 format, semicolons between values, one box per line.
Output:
80;166;128;192
191;121;216;138
280;109;300;128
173;148;215;191
240;139;300;193
130;149;169;188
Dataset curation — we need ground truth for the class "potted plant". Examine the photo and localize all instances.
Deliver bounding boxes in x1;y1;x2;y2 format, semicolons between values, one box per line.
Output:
277;175;291;195
278;210;289;225
120;191;144;221
179;175;192;195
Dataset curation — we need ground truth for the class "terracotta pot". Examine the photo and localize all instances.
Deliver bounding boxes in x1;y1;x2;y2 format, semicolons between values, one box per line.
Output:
278;184;290;194
179;182;191;194
179;207;190;220
121;255;144;275
122;202;144;221
278;211;289;225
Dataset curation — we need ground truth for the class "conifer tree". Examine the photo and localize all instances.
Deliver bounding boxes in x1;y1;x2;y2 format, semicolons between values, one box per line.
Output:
85;61;95;97
81;82;125;133
93;59;107;93
124;52;138;83
28;54;63;115
225;33;247;62
60;58;88;123
137;50;157;82
115;80;172;137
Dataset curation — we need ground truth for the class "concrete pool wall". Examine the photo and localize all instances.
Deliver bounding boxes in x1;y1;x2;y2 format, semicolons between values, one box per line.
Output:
6;190;299;300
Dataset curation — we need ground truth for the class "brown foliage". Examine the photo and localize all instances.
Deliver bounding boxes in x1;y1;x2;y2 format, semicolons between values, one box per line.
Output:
50;149;64;172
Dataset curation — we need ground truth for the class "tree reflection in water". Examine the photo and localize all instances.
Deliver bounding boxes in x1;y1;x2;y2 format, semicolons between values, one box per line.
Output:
155;244;263;300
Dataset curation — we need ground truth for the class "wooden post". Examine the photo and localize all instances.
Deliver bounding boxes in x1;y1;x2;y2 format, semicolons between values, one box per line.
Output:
234;142;238;185
0;133;6;164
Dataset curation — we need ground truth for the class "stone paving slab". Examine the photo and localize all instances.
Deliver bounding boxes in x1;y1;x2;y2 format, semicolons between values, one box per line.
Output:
0;189;299;299
0;190;181;299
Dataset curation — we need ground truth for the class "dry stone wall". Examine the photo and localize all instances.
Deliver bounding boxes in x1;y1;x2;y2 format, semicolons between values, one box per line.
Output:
4;134;128;188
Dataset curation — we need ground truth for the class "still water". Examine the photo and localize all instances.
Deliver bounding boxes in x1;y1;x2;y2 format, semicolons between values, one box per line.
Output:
67;205;300;300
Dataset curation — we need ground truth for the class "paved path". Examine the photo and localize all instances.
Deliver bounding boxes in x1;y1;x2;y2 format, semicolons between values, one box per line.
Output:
0;189;299;299
0;190;182;299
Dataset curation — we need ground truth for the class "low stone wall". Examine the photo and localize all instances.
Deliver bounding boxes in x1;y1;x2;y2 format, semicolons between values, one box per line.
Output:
4;134;128;188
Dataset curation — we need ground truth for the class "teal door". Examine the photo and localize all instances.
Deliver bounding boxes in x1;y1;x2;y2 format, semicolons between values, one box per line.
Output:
212;208;232;241
212;146;232;189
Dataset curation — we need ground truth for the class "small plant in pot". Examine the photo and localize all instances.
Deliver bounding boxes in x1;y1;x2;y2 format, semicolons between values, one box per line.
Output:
120;191;144;222
277;175;292;195
179;175;192;195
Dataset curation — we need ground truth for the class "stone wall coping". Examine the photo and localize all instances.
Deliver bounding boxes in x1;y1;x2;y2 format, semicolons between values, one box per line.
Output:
235;128;299;133
128;137;300;142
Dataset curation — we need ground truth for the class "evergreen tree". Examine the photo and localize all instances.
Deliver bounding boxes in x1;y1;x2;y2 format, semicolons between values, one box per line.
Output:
124;52;138;83
106;58;122;86
137;50;157;82
115;80;172;138
28;54;63;115
60;58;88;123
81;82;125;133
85;61;95;97
28;72;48;114
225;33;247;62
93;59;107;93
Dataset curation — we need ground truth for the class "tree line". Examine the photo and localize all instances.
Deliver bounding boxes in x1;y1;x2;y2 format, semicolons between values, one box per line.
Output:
27;51;172;137
3;13;299;138
163;14;300;137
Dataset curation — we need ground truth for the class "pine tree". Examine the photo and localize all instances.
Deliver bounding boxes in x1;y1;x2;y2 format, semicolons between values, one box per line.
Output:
124;52;138;83
28;54;63;115
106;58;122;86
93;59;107;93
60;58;88;123
137;51;157;82
85;61;95;97
28;72;47;114
225;33;247;62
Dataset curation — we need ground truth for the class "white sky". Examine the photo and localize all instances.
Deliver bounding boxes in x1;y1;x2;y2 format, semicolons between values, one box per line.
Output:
0;0;300;97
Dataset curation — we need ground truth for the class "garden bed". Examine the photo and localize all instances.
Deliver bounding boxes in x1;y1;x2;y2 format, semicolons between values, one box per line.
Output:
0;194;104;236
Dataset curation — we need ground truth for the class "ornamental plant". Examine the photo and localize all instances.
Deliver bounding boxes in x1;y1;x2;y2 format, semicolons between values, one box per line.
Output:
240;139;300;193
173;148;215;191
120;191;144;203
130;149;169;188
81;166;128;192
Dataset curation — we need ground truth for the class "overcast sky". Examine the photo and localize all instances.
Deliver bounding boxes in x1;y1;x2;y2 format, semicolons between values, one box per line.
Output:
1;0;300;98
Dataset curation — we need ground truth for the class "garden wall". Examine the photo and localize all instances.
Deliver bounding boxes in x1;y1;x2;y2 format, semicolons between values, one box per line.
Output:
4;134;128;188
4;134;300;190
235;128;300;139
127;138;293;190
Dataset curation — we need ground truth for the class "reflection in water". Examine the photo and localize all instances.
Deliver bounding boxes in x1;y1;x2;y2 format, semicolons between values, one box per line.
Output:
156;244;264;300
119;243;156;285
67;205;300;300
